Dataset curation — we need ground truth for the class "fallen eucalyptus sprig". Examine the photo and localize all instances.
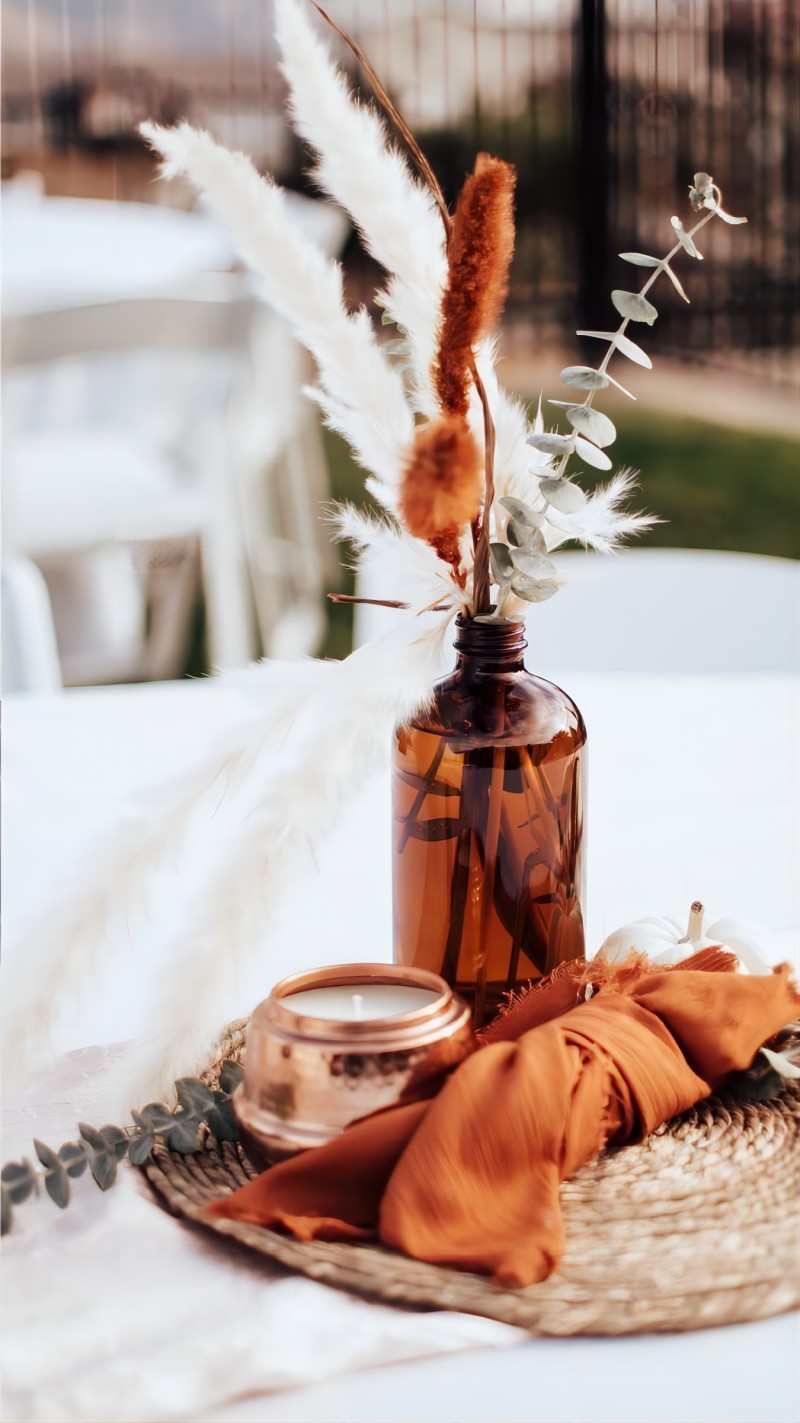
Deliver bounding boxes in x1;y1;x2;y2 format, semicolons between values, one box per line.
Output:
0;1059;244;1236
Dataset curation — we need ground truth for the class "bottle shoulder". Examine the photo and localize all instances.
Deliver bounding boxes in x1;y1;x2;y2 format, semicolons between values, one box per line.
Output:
408;667;586;752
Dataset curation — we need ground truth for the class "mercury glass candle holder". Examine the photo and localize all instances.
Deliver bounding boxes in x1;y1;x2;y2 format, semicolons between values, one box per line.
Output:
234;963;471;1161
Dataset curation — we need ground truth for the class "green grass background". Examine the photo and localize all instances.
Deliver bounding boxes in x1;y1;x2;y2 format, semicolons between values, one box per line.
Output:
320;410;799;659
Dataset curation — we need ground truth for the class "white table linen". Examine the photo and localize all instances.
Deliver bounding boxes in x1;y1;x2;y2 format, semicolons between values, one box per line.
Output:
2;671;798;1422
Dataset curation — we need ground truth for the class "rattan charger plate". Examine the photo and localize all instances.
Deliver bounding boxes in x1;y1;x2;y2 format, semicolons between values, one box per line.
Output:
143;1020;800;1337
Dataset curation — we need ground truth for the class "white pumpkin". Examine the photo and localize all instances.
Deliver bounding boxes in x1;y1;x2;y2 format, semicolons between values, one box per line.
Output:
597;901;769;973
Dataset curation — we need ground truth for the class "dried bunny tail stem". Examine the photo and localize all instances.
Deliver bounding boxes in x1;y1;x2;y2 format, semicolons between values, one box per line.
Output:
468;360;496;613
434;154;516;417
399;414;481;543
310;1;452;242
434;155;515;612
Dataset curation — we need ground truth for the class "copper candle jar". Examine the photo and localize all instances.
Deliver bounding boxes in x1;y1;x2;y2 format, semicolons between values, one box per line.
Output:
234;963;471;1161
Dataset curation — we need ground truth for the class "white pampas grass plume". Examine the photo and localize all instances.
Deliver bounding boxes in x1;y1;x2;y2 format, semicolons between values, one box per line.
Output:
332;502;469;616
275;0;446;415
544;468;660;554
109;618;451;1106
0;660;329;1090
140;121;413;494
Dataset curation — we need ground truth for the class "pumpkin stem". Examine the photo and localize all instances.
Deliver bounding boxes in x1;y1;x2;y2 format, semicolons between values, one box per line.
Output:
679;900;705;943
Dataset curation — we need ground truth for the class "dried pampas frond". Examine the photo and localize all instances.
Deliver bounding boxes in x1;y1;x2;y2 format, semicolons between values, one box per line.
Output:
274;0;447;416
331;502;468;615
544;468;662;554
435;154;516;418
399;415;482;544
1;659;330;1088
139;121;412;497
109;616;454;1105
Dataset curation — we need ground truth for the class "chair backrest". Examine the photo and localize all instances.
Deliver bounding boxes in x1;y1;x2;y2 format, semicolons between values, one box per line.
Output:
2;276;253;367
3;282;334;666
1;556;63;693
524;549;800;675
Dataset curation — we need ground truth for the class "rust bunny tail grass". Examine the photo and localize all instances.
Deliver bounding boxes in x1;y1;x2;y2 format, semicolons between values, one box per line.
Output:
434;153;516;417
399;415;482;543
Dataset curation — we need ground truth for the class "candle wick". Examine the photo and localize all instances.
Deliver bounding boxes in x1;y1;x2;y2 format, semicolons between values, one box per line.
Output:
352;993;364;1020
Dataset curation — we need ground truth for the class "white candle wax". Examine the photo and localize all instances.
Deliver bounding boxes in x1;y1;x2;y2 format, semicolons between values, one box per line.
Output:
282;983;441;1021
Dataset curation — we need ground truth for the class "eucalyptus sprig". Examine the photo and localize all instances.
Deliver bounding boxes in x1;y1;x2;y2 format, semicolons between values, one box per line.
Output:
0;1059;244;1236
489;172;748;613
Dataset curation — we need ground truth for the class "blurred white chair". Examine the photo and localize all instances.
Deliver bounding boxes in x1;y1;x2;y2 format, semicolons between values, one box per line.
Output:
1;556;63;693
226;312;333;660
3;282;257;683
355;549;800;673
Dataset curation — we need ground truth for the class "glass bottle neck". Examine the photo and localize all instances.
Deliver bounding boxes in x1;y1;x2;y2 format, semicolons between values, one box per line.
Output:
453;615;527;673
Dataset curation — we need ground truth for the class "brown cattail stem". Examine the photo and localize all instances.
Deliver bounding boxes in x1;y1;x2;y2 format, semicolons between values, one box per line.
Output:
468;357;495;615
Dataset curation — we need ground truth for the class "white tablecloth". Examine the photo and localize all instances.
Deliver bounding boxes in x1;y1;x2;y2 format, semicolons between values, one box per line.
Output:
2;672;798;1423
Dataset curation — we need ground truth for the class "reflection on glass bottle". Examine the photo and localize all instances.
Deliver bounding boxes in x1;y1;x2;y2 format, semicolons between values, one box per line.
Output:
392;615;586;1028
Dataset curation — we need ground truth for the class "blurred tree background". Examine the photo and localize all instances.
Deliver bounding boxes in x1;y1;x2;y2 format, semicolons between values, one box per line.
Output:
3;0;797;661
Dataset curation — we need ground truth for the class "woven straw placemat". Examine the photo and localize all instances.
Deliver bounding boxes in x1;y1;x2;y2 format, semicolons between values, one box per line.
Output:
143;1020;800;1336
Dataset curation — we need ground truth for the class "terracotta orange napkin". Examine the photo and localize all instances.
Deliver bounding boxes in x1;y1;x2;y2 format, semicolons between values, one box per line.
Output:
207;951;798;1287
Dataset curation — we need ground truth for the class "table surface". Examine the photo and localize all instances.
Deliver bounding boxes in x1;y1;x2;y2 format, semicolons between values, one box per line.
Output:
2;671;799;1423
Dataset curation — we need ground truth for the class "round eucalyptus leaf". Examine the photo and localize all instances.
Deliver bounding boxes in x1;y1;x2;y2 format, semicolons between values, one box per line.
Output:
490;542;513;584
561;365;634;399
218;1060;245;1095
507;520;546;553
509;573;559;603
576;330;652;369
618;252;661;267
499;496;544;527
87;1148;116;1192
670;216;703;259
1;1160;37;1205
207;1102;239;1143
661;262;690;303
34;1139;60;1171
509;549;556;579
137;1103;174;1133
526;432;572;457
175;1079;217;1116
611;290;659;325
540;478;586;514
565;405;617;447
168;1111;203;1155
78;1123;107;1152
128;1131;156;1166
100;1125;129;1161
575;437;613;471
560;366;609;391
713;205;747;226
59;1143;89;1179
44;1164;70;1210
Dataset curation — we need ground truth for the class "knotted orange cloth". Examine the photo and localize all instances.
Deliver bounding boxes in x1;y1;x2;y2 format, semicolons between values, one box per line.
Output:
207;951;798;1288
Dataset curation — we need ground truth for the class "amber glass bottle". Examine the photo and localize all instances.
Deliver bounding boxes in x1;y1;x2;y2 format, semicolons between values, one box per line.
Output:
392;615;586;1028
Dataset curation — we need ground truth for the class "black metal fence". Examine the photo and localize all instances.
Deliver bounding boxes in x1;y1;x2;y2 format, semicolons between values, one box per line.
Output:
3;0;797;364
